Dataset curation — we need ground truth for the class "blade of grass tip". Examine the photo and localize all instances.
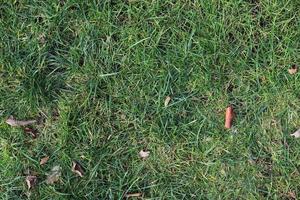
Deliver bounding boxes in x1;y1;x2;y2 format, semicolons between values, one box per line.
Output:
129;37;151;49
98;72;119;77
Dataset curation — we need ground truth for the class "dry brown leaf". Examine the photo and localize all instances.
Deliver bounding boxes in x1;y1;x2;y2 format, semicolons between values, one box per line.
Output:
72;161;84;177
23;127;39;138
288;65;298;75
225;106;234;129
164;96;171;107
6;116;36;127
125;192;142;198
287;191;296;199
26;175;37;189
291;129;300;138
139;150;150;159
40;156;50;165
46;165;61;184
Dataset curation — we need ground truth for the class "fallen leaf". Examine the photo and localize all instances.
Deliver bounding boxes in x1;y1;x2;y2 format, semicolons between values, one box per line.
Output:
287;191;296;199
23;127;38;138
225;106;234;129
6;116;36;127
46;165;61;184
40;156;50;165
125;192;142;198
288;65;298;75
164;96;171;107
291;129;300;138
38;34;46;44
26;175;37;189
139;150;150;159
71;161;84;177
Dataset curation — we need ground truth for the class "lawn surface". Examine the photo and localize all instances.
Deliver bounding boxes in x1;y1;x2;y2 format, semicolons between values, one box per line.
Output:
0;0;300;199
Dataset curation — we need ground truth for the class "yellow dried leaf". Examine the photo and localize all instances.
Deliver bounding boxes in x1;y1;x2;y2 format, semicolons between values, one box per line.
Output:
40;156;49;165
164;96;171;107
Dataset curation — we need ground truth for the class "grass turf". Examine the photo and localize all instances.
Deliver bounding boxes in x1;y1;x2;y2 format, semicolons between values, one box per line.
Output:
0;0;300;199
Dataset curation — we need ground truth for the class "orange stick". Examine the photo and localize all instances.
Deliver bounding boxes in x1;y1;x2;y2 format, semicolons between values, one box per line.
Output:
225;106;234;129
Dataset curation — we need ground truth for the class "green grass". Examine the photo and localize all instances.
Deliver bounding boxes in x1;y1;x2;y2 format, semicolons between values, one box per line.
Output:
0;0;300;199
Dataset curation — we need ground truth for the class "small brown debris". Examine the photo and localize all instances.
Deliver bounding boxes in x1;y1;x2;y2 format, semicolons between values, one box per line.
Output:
139;150;150;159
38;34;46;44
288;65;298;75
46;165;61;184
287;191;296;199
23;127;39;138
125;192;142;198
40;156;50;165
291;129;300;138
26;175;37;189
164;96;171;107
71;161;84;177
225;106;234;129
